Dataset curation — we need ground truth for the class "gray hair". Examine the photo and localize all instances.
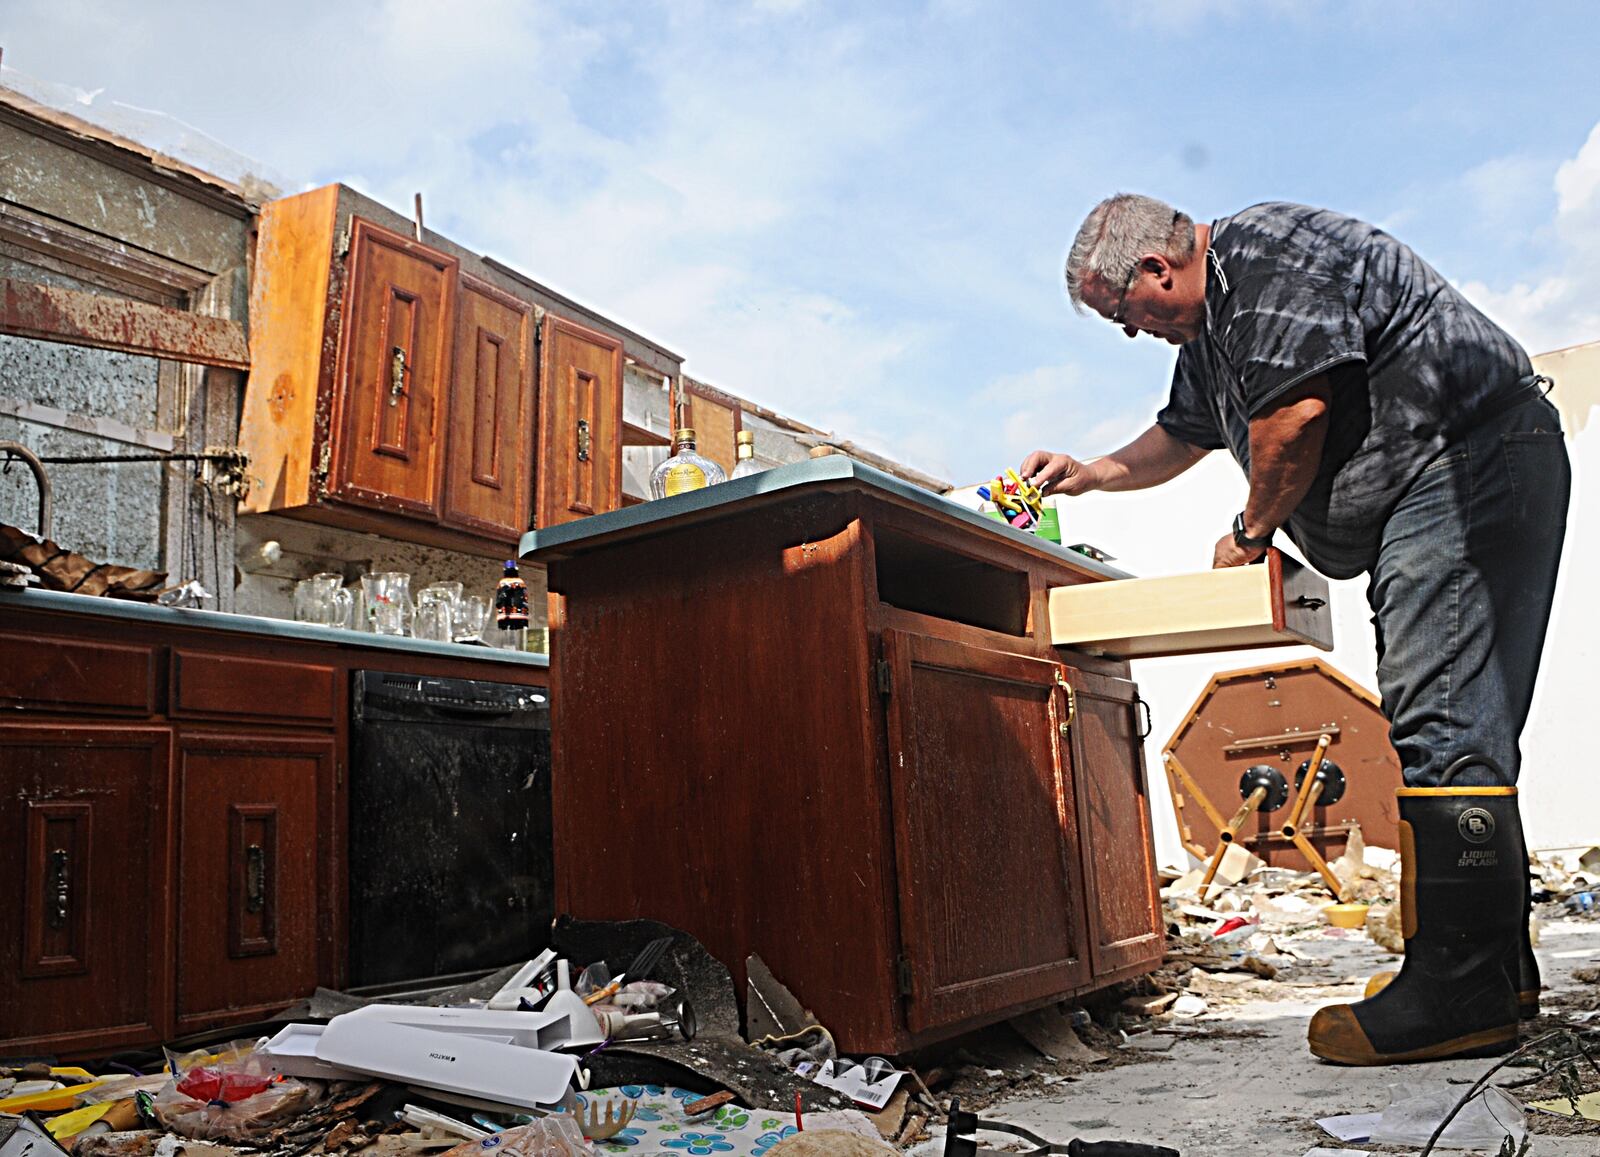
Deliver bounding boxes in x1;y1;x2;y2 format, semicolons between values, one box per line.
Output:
1064;193;1196;312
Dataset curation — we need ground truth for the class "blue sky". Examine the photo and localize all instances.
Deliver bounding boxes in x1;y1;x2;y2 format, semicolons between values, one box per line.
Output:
5;0;1600;484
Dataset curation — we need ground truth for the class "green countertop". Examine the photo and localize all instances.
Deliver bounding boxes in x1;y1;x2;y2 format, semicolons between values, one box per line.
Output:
1;587;549;669
520;455;1130;580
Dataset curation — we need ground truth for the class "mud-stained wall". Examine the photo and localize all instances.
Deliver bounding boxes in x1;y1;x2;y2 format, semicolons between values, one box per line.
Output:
0;103;250;605
0;252;167;568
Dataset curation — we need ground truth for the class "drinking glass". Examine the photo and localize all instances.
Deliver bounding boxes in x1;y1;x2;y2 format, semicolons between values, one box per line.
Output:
294;573;353;627
453;594;489;644
361;571;413;636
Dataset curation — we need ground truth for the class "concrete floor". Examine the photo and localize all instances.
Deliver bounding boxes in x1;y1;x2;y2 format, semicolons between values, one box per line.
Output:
915;918;1600;1156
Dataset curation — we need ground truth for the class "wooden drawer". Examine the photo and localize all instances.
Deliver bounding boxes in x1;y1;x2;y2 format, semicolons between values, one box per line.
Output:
1048;549;1333;659
171;650;337;725
0;632;157;715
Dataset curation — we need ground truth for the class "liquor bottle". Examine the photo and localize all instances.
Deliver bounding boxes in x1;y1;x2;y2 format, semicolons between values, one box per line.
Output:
730;430;762;479
649;428;726;498
494;560;529;631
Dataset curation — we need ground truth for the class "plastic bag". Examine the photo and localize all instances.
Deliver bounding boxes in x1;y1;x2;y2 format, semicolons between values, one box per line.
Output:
439;1118;592;1157
150;1040;318;1142
1369;1083;1527;1149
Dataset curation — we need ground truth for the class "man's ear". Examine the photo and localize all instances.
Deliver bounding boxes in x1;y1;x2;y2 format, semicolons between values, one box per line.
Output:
1138;254;1171;283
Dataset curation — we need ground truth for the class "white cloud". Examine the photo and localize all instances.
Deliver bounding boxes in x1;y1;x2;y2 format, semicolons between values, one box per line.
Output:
1460;119;1600;354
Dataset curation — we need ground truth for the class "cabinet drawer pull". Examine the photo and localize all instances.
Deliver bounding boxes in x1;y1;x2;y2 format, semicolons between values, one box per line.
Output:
576;418;591;462
390;346;409;406
1135;695;1153;740
48;848;70;929
245;844;267;914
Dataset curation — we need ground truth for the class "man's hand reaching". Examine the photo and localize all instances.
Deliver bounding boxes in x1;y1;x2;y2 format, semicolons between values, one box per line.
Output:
1020;450;1104;497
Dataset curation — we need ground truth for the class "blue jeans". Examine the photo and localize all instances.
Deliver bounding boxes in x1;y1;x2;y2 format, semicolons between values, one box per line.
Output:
1367;394;1570;788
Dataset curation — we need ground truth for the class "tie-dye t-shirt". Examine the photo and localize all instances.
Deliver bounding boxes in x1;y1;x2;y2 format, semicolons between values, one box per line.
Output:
1156;202;1532;579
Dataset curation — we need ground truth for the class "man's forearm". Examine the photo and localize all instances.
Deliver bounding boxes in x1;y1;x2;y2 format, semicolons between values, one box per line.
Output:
1241;383;1332;537
1093;425;1209;491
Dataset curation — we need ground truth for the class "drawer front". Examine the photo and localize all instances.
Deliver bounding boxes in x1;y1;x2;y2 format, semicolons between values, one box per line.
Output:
171;650;336;725
1048;549;1333;659
0;632;156;715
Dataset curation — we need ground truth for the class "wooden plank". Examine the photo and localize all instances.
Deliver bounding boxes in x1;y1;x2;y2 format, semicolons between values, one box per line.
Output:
0;276;248;368
1047;549;1332;659
236;185;340;514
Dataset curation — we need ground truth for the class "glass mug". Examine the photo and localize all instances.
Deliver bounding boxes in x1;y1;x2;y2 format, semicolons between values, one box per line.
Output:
293;573;353;628
361;571;413;636
416;582;462;643
453;594;489;644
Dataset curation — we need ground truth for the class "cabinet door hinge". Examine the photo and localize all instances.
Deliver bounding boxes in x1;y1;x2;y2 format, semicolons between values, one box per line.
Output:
896;955;914;996
533;306;547;341
334;223;351;259
876;659;893;698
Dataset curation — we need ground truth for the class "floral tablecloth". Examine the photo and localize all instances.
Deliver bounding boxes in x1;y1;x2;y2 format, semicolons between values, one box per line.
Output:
566;1087;811;1155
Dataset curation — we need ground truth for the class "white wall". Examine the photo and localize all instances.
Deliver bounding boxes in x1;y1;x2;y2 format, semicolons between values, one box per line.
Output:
1048;345;1600;860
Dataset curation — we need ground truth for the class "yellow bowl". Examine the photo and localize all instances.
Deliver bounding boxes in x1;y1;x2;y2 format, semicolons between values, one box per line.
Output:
1323;902;1368;929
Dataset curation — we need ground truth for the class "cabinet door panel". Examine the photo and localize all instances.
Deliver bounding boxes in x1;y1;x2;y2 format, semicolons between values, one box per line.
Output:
442;276;535;542
174;731;328;1033
882;632;1090;1034
332;218;457;516
1063;666;1164;976
537;315;622;528
0;726;168;1053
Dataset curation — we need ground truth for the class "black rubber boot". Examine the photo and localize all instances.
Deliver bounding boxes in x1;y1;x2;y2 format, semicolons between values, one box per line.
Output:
1512;824;1541;1016
1309;775;1523;1065
1363;822;1540;1017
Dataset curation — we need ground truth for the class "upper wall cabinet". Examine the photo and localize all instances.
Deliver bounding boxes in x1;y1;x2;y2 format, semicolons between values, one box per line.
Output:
444;276;536;543
331;218;457;519
239;184;600;555
537;314;622;529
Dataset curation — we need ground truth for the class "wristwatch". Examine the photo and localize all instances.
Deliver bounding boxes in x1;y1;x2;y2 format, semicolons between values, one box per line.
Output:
1232;512;1274;550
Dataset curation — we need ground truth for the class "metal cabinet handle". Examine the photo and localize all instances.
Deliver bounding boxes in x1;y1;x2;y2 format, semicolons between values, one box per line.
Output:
48;848;70;929
1055;669;1076;733
389;346;409;406
245;844;267;914
1135;695;1153;740
576;418;591;462
1295;594;1327;610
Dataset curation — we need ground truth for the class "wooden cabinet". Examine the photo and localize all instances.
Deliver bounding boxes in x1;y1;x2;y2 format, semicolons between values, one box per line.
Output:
0;725;170;1055
537;314;623;528
240;183;630;553
173;731;331;1034
330;218;457;518
0;599;552;1057
882;633;1091;1035
528;461;1166;1053
443;276;536;542
1062;666;1165;976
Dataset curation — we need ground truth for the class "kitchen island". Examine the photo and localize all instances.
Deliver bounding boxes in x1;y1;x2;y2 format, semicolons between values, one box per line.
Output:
524;457;1169;1053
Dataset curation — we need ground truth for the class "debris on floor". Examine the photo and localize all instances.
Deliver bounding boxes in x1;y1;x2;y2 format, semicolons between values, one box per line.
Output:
11;857;1600;1157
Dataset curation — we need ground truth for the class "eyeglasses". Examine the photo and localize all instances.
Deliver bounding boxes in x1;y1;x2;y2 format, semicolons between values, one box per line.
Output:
1109;266;1138;327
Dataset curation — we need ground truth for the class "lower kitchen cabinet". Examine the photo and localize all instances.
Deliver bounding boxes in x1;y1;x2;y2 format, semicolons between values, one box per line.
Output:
0;725;171;1055
173;731;332;1034
881;632;1092;1034
0;597;552;1058
1062;666;1165;976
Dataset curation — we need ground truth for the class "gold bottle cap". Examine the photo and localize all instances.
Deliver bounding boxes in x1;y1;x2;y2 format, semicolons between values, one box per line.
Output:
674;427;696;442
736;430;754;445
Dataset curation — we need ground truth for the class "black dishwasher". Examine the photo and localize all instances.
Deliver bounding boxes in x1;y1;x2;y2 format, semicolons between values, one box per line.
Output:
348;671;553;986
